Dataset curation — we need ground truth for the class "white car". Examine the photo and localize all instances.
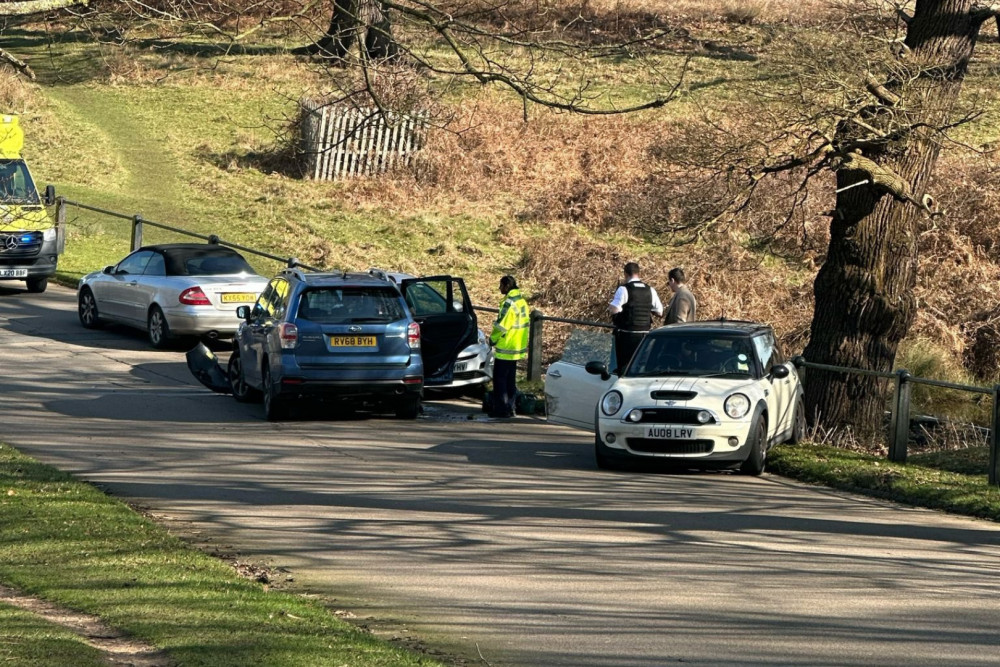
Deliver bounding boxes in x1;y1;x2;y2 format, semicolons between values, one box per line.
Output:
77;243;269;348
545;321;806;475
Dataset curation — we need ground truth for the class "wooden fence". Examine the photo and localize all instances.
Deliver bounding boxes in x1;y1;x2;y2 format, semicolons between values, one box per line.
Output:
301;100;427;180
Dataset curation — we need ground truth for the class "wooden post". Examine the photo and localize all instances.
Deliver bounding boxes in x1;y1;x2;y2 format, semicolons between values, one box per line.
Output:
889;369;911;463
990;385;1000;486
55;197;66;255
526;309;544;382
131;214;143;251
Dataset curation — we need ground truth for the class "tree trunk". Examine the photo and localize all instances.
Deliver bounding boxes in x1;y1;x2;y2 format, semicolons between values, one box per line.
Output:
803;0;983;434
294;0;398;61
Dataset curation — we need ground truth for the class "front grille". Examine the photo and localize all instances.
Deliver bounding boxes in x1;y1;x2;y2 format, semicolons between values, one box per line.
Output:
635;407;716;425
626;438;714;454
0;231;43;257
650;390;697;401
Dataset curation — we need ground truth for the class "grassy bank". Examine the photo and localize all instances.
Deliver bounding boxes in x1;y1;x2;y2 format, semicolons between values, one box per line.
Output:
0;443;444;667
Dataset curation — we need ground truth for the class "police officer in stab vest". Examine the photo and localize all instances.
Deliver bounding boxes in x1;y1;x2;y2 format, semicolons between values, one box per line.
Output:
609;262;664;373
489;275;530;418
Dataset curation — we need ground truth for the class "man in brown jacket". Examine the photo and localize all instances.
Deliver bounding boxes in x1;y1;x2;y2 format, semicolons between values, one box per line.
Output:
664;267;697;324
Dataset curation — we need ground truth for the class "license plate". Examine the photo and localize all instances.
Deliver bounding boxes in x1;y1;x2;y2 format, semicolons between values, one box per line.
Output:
220;292;257;303
330;335;377;347
646;426;694;439
454;362;468;372
0;268;28;278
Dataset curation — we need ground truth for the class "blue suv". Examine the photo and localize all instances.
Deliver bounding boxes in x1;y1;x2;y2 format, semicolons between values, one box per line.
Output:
226;267;476;421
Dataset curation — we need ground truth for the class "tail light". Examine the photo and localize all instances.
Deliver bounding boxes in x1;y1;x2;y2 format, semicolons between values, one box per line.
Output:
179;286;211;306
279;322;298;349
407;321;421;350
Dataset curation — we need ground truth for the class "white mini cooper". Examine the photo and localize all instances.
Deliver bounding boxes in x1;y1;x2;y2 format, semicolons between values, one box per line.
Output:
545;321;806;475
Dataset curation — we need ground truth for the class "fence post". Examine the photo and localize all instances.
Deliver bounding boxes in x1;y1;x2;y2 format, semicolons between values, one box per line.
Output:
55;197;66;255
526;309;544;382
131;215;143;251
889;369;911;463
990;385;1000;486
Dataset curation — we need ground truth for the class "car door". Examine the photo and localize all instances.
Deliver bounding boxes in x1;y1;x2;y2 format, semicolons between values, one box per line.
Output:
545;328;617;431
240;280;283;388
399;276;477;386
99;250;153;322
751;332;794;439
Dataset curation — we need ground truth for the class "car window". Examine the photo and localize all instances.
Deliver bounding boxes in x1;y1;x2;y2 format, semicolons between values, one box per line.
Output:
628;333;754;378
272;279;291;320
143;253;166;276
115;251;154;276
0;159;39;205
297;286;405;324
559;327;614;367
253;282;277;320
752;333;776;373
163;247;256;276
405;281;451;316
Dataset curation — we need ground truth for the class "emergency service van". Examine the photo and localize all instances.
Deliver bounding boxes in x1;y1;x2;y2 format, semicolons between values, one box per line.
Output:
0;115;60;293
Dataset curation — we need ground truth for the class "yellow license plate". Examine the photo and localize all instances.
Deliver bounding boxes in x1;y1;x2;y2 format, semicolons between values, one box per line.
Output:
330;335;377;347
221;292;257;303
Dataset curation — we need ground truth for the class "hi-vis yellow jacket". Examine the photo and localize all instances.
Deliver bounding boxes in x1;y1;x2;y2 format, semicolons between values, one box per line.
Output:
490;288;530;361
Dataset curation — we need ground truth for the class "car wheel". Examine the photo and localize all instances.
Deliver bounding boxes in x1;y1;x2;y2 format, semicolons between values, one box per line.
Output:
740;418;767;476
595;432;623;471
78;288;102;329
228;350;261;403
25;277;48;293
789;397;807;444
262;364;287;422
395;395;421;419
147;306;171;349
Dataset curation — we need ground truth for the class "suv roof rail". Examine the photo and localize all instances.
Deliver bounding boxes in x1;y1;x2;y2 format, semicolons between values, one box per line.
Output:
279;264;308;282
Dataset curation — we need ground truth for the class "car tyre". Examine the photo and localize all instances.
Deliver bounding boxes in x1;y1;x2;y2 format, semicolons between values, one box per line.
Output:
25;277;47;293
395;394;421;419
78;288;102;329
740;417;767;476
789;397;807;444
595;432;624;471
262;364;287;421
147;305;172;349
228;350;261;403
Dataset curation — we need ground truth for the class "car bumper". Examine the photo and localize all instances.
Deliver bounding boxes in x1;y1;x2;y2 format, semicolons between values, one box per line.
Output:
0;254;58;280
274;377;423;400
163;308;248;337
596;418;754;464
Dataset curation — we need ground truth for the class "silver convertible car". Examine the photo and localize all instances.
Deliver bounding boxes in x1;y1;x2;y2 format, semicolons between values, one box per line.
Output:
77;243;269;348
545;321;806;475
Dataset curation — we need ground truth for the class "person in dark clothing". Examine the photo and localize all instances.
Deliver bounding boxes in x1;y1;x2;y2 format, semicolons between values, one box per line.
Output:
608;262;663;373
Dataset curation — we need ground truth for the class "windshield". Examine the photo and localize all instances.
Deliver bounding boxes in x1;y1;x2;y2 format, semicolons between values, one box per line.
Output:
297;287;406;324
0;160;39;205
626;333;757;379
163;247;256;276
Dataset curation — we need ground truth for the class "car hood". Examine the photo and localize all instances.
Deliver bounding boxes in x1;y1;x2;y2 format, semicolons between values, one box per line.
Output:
614;375;762;404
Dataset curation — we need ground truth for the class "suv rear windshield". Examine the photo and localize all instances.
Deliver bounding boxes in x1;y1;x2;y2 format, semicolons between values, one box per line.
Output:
627;332;756;378
297;287;406;324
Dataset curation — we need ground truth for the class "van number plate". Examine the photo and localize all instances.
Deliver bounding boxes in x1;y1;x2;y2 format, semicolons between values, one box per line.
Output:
647;426;694;439
0;269;28;278
330;335;376;347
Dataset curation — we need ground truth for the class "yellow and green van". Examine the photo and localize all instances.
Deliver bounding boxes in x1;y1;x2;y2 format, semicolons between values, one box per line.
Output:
0;115;60;293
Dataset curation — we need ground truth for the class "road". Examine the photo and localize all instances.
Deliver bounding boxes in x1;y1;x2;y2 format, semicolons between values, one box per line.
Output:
2;284;1000;666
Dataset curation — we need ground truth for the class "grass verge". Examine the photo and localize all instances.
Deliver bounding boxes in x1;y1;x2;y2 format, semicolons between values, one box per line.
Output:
0;442;444;667
0;603;107;667
769;442;1000;522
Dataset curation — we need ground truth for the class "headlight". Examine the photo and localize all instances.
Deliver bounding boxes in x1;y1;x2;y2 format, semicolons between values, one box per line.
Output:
697;410;712;424
724;394;751;419
626;409;643;422
478;329;487;345
601;391;623;416
42;227;57;242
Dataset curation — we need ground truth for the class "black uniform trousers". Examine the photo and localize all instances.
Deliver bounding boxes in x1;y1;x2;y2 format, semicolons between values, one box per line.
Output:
613;329;647;373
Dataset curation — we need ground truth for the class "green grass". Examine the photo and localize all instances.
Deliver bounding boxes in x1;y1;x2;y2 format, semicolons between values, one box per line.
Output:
770;442;1000;521
0;443;444;667
0;603;108;667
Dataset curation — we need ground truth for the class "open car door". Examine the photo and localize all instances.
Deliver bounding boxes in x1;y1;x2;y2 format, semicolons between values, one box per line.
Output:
545;328;617;430
400;276;478;386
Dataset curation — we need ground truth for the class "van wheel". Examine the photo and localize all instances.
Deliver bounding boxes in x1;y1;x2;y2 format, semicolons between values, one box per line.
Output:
25;277;47;293
740;418;767;476
148;306;171;349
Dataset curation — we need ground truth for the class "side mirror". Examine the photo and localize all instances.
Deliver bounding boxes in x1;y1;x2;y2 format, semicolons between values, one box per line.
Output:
771;364;790;380
236;305;251;320
102;265;114;275
585;360;611;381
44;184;55;206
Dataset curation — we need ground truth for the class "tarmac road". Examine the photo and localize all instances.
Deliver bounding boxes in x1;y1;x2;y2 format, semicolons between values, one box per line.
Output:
2;284;1000;666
